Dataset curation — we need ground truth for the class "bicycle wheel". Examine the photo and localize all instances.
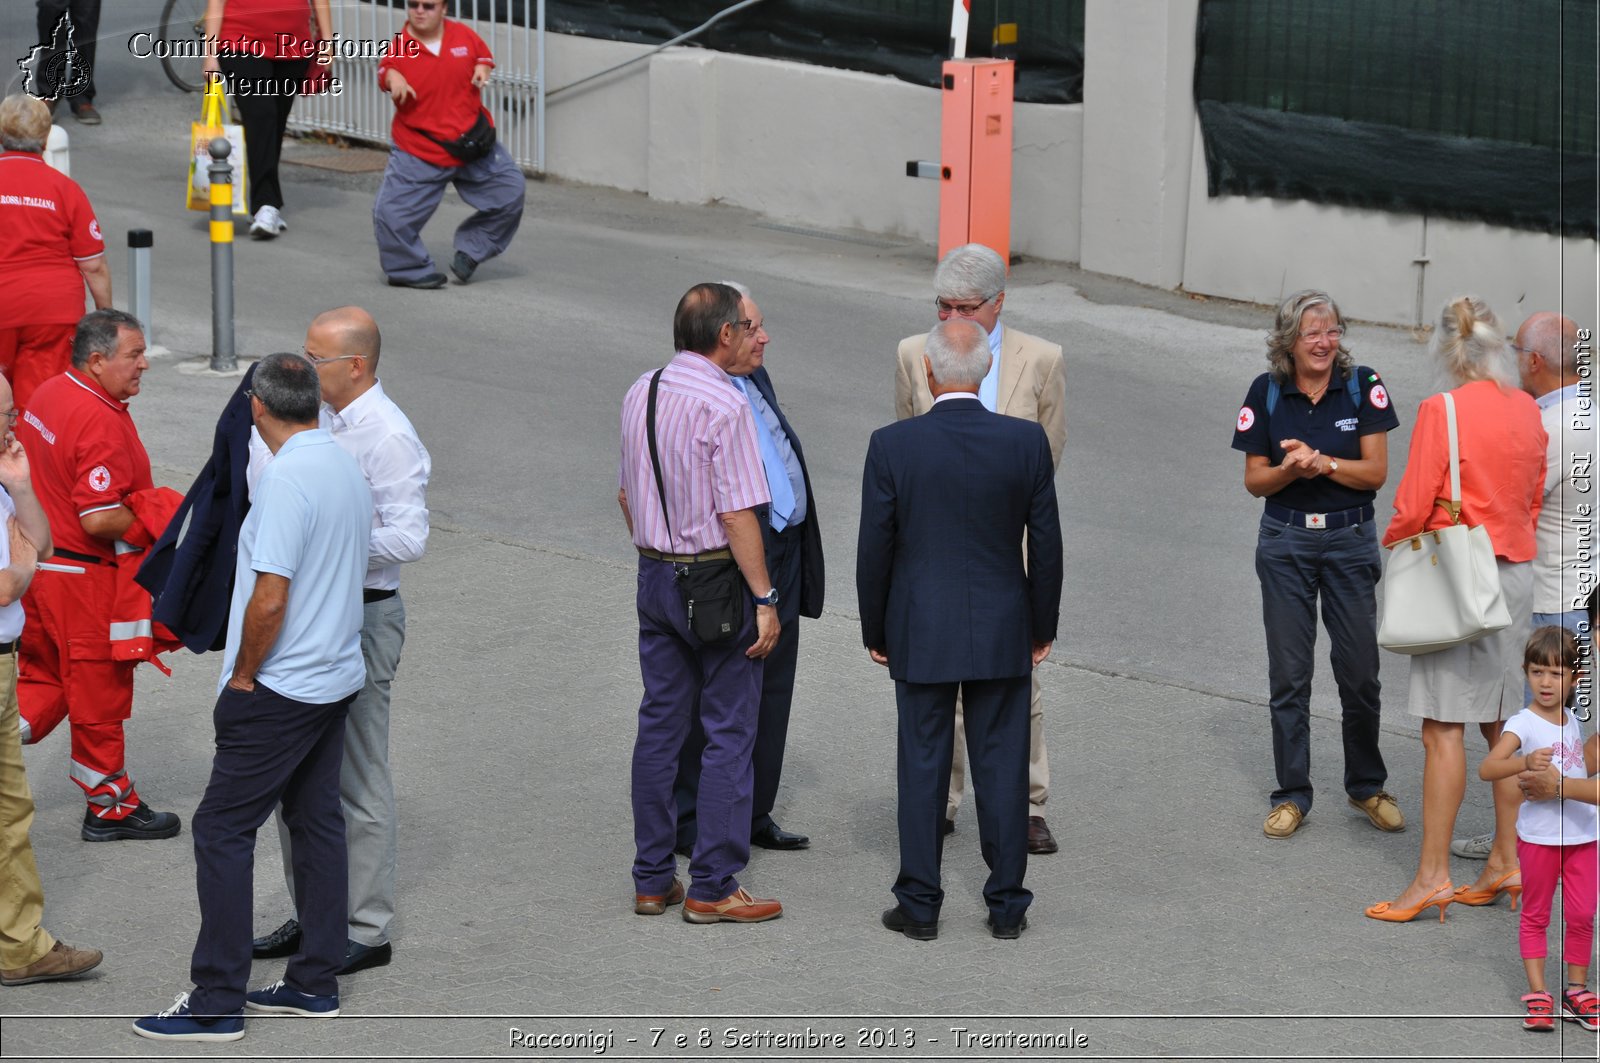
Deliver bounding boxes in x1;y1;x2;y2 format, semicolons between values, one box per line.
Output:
158;0;208;93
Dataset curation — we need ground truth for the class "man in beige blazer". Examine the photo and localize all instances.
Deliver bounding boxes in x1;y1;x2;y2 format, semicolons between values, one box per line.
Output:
894;243;1066;854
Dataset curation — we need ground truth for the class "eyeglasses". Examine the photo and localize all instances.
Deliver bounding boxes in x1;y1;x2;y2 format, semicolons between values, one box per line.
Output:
1300;327;1345;342
1510;343;1537;358
732;319;766;334
935;296;992;317
307;353;358;367
407;1;440;9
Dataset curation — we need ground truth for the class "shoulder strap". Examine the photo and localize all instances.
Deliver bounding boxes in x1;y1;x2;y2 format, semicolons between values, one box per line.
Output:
645;368;676;551
1267;371;1362;417
1436;391;1463;523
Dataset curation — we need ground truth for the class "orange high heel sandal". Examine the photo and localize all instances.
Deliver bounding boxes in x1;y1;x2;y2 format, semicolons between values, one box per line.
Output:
1364;883;1454;923
1453;870;1523;910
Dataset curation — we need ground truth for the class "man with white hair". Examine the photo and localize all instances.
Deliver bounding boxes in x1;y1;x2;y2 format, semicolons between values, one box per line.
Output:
895;242;1066;854
863;317;1063;940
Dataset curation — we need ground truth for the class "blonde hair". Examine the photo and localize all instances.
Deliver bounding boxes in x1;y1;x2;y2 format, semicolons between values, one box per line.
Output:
1431;295;1516;388
0;94;50;153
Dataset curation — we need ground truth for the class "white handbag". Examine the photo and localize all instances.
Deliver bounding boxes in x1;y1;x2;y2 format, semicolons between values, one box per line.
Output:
1377;391;1511;655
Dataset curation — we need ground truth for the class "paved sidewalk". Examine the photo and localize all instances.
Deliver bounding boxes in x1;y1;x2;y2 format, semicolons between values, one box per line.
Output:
1;5;1595;1059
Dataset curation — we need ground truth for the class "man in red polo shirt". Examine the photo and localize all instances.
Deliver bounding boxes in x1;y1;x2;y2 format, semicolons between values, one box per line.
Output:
372;0;525;289
0;94;111;410
16;309;180;841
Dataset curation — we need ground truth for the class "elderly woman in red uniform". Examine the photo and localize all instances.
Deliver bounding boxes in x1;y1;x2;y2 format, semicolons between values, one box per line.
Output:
0;94;110;410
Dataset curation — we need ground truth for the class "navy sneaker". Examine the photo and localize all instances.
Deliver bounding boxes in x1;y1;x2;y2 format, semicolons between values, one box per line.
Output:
132;993;244;1041
245;979;340;1018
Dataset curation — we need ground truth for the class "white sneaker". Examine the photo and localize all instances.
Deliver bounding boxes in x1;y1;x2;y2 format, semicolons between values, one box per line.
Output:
249;205;287;239
1450;831;1494;859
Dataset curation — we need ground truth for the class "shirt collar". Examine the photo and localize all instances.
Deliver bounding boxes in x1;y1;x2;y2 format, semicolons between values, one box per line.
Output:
673;349;737;385
276;427;331;458
1537;383;1582;410
1281;364;1348;396
326;379;386;427
987;322;1003;357
64;369;127;411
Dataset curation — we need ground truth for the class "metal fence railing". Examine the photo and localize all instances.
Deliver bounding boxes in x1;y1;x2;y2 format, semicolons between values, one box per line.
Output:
291;0;545;172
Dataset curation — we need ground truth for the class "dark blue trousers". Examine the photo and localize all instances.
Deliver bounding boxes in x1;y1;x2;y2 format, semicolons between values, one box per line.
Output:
1254;513;1387;814
188;683;352;1017
675;521;803;847
894;675;1031;926
632;557;761;903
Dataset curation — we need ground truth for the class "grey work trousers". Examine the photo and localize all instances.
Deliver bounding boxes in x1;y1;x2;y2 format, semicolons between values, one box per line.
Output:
278;593;406;946
372;144;525;283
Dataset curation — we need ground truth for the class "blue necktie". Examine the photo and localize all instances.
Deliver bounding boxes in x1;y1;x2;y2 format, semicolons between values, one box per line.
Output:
736;377;795;532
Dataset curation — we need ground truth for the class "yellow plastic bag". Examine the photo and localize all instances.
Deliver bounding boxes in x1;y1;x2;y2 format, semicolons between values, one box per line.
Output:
187;77;248;215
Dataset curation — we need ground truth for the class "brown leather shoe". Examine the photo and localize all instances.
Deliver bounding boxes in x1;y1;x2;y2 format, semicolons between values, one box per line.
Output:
1;939;103;986
1027;815;1058;854
682;887;782;924
634;879;685;916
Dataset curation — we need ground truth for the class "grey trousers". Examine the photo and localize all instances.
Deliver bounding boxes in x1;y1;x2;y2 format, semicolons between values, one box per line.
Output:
372;144;525;283
279;593;406;946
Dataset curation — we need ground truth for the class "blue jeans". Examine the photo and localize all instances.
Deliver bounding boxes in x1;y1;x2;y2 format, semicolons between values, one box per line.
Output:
1255;513;1387;814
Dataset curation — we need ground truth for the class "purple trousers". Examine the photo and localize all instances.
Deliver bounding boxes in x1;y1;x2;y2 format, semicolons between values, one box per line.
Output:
631;557;761;902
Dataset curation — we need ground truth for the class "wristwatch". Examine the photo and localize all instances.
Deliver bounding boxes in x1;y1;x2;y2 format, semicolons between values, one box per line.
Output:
1327;459;1340;475
754;587;780;607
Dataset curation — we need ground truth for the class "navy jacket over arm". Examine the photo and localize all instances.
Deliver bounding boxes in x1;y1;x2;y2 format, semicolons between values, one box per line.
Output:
136;364;257;653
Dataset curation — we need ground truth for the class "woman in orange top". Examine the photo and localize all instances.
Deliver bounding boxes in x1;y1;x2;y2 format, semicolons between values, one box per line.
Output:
1365;296;1547;924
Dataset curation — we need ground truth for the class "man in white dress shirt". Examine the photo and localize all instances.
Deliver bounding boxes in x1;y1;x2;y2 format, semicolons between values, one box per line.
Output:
247;309;432;973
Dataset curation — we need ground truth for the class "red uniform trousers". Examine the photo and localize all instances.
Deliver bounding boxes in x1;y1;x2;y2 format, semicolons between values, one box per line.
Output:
18;563;142;820
0;323;75;411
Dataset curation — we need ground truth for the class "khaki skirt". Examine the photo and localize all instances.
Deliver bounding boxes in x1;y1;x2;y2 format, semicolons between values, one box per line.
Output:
1406;559;1533;723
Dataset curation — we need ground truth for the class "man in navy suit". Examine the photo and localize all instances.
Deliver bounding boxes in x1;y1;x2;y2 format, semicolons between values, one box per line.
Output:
676;283;824;852
857;318;1062;941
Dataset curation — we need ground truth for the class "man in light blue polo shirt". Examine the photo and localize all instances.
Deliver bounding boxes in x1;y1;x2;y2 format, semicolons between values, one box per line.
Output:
136;352;371;1043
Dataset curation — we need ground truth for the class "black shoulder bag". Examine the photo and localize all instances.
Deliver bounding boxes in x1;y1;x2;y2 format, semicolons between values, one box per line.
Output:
646;369;745;644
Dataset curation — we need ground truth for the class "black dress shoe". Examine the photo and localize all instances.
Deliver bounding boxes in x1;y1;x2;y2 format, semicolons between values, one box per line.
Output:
751;823;809;850
941;816;955;837
987;913;1028;940
387;272;448;290
252;918;301;959
340;939;392;975
881;905;937;941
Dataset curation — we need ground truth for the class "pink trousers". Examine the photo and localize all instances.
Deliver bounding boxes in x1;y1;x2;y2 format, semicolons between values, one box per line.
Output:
1517;838;1598;964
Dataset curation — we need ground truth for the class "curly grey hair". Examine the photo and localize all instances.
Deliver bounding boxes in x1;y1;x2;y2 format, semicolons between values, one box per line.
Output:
1265;290;1352;383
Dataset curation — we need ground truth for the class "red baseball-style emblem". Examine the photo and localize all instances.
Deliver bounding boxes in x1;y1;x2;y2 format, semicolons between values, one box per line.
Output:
1370;384;1389;409
87;465;111;492
1237;406;1255;431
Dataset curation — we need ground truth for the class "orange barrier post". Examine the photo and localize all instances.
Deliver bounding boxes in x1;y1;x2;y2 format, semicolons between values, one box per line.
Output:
938;58;1014;266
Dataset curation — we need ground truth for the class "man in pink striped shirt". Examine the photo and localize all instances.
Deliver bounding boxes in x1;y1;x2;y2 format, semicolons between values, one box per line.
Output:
617;283;783;924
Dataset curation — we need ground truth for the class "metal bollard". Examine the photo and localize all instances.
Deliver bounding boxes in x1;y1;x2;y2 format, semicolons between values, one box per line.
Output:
127;229;153;345
207;137;236;373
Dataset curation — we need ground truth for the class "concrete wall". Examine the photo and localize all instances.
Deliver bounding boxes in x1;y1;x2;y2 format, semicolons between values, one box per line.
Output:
540;34;1083;263
1080;0;1199;287
535;23;1595;328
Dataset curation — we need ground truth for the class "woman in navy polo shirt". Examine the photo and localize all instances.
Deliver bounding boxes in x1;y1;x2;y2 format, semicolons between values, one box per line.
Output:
1232;290;1403;840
